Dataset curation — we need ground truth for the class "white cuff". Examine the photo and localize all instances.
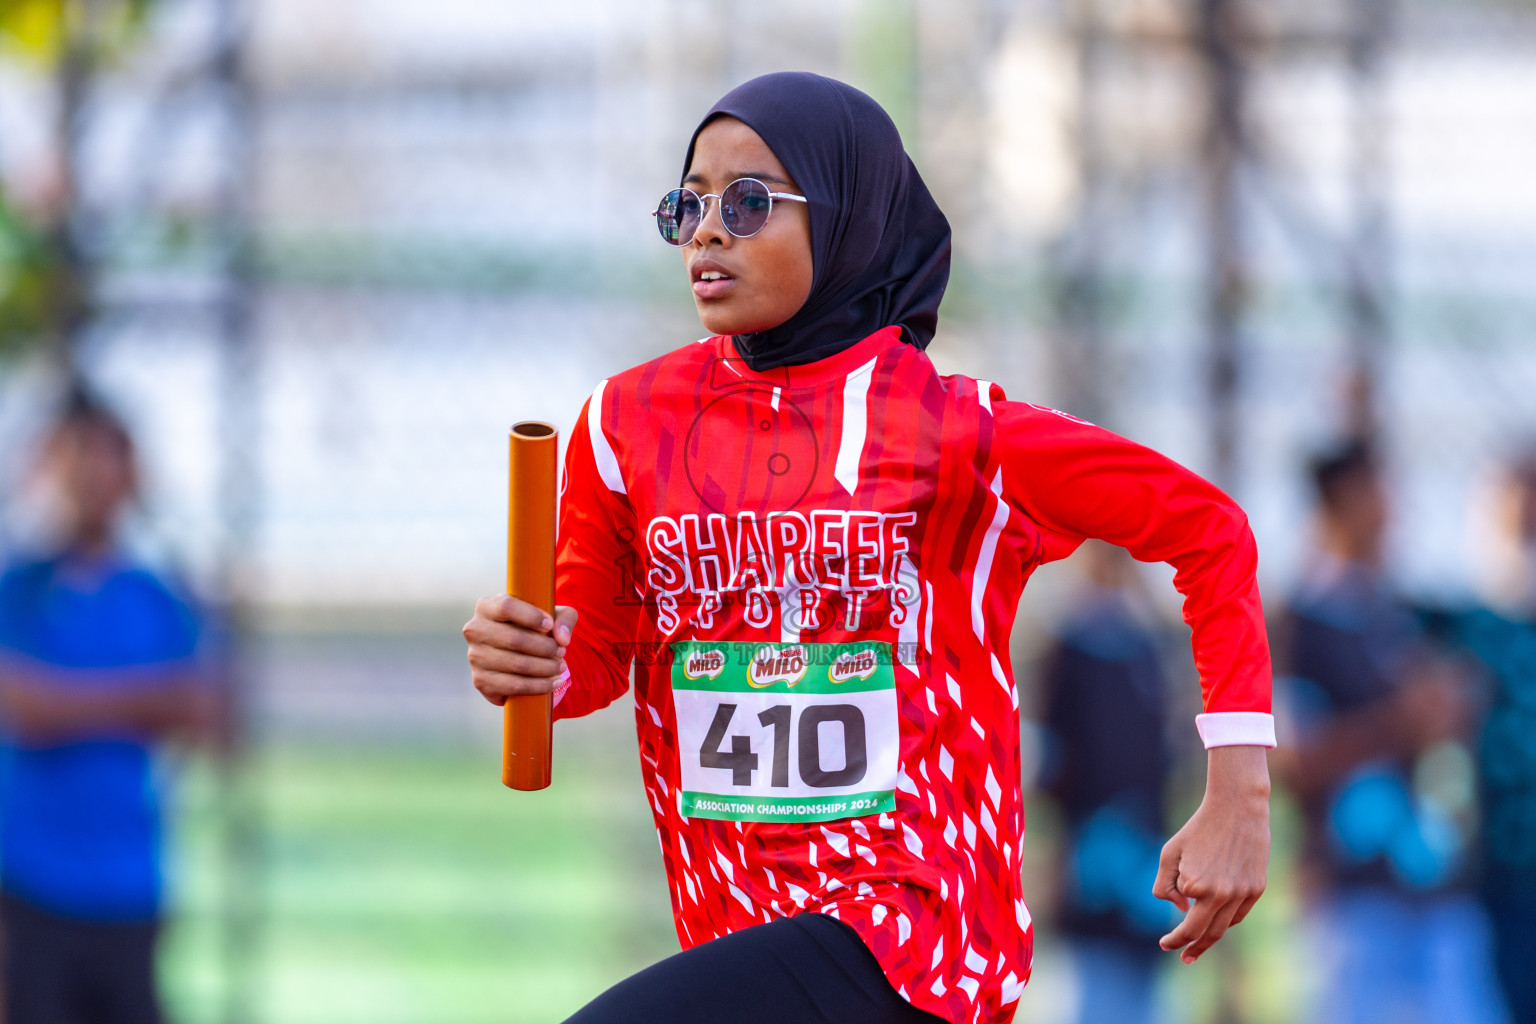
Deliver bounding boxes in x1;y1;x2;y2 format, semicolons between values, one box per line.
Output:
1195;712;1276;749
551;665;573;708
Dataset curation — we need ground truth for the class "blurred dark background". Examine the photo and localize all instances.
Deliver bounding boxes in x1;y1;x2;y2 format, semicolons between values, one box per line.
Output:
1;1;1533;1022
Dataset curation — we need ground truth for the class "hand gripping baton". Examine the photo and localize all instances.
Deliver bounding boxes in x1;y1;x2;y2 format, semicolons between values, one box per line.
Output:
503;421;557;790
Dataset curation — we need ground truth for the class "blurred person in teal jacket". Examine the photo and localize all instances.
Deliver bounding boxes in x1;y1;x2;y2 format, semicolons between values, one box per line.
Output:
1421;449;1536;1024
1276;440;1509;1024
1040;541;1178;1024
0;391;218;1024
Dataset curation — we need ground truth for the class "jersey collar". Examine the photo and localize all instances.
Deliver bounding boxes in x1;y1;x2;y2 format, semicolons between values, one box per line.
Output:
716;326;905;390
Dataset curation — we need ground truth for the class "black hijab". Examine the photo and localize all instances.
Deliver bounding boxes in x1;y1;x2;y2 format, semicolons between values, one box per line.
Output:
682;72;952;372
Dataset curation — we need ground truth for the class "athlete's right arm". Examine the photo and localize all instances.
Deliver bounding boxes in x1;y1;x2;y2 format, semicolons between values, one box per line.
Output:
464;391;639;718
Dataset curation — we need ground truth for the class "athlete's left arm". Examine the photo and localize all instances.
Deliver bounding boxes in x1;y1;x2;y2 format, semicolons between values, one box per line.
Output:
991;396;1272;965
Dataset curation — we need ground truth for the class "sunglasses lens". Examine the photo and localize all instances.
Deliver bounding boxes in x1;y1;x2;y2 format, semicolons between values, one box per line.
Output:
721;178;773;237
656;189;701;245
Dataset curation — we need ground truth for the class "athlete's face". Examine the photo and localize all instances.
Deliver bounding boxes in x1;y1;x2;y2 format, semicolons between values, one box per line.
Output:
682;118;814;337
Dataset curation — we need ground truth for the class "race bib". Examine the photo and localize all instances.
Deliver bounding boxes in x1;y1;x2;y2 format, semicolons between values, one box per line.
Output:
671;640;900;823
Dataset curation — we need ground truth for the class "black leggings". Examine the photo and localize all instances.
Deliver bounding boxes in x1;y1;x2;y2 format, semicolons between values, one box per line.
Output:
564;912;949;1024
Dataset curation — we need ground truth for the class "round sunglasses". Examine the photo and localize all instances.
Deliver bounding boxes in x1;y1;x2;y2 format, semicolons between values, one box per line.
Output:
652;177;808;246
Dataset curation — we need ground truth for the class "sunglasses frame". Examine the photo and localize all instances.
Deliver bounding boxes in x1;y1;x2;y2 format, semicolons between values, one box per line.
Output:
652;177;808;246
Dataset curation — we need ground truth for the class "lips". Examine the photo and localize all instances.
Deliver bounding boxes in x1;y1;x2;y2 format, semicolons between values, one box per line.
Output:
691;258;736;301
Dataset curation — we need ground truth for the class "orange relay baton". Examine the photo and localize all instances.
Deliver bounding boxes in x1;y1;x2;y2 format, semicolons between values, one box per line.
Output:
503;421;558;790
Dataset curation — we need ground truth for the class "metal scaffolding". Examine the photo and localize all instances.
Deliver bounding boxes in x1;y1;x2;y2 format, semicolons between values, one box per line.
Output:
1058;0;1396;493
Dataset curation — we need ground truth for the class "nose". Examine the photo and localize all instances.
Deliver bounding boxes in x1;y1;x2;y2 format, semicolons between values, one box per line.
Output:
691;193;731;248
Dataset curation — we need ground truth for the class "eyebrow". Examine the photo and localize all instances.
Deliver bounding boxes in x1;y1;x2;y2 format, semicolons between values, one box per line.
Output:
682;170;794;188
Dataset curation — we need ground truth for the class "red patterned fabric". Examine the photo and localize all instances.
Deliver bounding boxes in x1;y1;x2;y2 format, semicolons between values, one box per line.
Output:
550;326;1271;1023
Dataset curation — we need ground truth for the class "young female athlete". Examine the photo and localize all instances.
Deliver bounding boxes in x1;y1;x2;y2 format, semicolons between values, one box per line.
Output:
463;72;1274;1024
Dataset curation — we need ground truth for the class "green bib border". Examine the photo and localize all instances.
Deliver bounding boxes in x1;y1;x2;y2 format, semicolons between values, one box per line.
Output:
681;789;896;823
670;639;897;695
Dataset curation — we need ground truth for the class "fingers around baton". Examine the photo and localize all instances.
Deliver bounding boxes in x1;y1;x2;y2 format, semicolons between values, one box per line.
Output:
470;616;563;659
469;645;564;680
477;594;556;632
552;605;579;647
472;670;559;706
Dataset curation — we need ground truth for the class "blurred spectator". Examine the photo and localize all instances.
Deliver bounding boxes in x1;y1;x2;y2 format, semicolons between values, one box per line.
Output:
1421;449;1536;1024
1039;541;1176;1024
0;391;217;1024
1276;440;1509;1024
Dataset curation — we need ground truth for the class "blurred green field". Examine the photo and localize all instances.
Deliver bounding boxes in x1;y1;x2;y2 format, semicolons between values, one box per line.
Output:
158;706;679;1024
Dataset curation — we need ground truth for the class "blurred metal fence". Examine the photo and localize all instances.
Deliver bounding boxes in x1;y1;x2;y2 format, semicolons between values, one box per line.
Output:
6;0;1533;614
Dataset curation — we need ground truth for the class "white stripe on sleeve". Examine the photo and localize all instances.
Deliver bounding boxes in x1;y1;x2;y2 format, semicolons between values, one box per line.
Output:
587;379;627;495
970;467;1008;641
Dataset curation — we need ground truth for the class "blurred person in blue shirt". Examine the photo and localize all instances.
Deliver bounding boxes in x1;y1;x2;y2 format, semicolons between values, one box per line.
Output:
1277;440;1509;1024
1040;541;1178;1024
0;391;217;1024
1421;449;1536;1024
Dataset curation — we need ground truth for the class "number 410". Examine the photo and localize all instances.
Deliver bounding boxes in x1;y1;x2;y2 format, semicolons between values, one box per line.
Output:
700;702;869;789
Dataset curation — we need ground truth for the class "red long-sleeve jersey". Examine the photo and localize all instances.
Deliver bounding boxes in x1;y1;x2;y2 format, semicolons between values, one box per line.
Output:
549;326;1273;1024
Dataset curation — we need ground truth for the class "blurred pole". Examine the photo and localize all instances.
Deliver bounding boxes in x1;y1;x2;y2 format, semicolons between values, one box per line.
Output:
47;0;101;379
211;0;261;1021
1345;0;1393;442
1058;0;1108;425
844;0;919;153
912;0;994;238
1195;0;1247;494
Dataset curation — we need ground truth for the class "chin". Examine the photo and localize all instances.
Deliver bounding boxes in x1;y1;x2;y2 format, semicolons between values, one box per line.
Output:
697;306;782;337
696;307;749;337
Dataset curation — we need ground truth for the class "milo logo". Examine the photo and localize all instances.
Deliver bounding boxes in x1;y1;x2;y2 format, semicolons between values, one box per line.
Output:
683;648;727;681
828;647;880;684
748;644;808;688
